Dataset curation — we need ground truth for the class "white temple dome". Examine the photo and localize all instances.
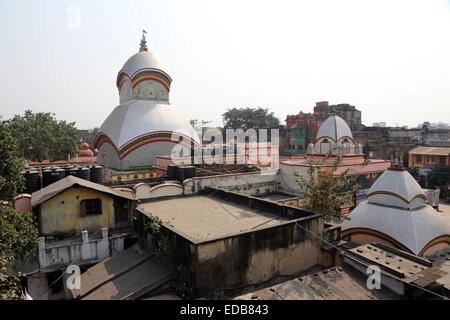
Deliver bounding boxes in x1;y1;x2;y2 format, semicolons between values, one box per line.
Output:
368;165;427;210
315;115;353;143
342;165;450;256
119;51;170;81
116;36;172;104
94;32;199;170
98;100;199;151
313;115;356;155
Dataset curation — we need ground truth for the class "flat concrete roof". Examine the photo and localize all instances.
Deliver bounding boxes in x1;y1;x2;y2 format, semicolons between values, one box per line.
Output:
137;195;291;243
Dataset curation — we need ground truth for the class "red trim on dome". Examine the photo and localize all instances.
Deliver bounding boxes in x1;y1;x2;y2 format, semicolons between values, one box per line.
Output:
388;164;406;171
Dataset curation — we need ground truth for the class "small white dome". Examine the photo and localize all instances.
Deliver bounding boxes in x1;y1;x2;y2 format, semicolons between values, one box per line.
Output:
116;51;173;104
313;115;355;155
315;115;353;143
119;51;170;80
368;165;426;210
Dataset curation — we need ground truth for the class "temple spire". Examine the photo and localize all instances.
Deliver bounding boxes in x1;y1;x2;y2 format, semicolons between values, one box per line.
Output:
139;29;148;52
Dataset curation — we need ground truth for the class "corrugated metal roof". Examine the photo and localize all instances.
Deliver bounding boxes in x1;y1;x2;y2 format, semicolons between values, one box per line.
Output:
31;175;134;207
409;146;450;156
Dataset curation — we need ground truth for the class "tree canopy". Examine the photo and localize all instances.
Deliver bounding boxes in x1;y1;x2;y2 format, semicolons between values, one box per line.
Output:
0;122;24;201
222;107;280;130
0;122;38;299
296;150;359;220
7;110;79;162
0;205;38;300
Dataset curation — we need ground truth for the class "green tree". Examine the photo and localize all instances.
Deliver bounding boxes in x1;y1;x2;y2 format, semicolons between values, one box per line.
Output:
296;150;358;220
427;167;450;198
222;107;280;130
0;122;38;299
0;122;24;201
0;205;38;300
8;110;79;162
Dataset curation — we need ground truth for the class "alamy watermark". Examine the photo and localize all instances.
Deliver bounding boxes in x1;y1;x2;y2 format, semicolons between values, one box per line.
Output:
65;264;81;290
169;128;280;173
366;265;381;290
66;5;81;30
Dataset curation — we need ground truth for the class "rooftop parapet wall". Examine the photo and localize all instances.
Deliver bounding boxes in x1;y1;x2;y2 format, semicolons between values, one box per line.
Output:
183;170;280;196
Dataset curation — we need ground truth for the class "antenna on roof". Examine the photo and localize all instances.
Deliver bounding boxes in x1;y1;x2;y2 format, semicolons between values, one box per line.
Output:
139;29;148;52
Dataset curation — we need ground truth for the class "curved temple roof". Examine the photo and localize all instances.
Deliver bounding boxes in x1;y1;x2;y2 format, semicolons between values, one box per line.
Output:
343;166;450;255
96;100;200;152
315;115;353;143
120;51;170;81
368;166;426;210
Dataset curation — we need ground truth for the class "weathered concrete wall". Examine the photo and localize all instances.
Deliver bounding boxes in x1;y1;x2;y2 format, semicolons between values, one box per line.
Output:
183;171;280;196
157;212;323;298
194;216;322;298
279;163;307;196
38;229;125;272
39;187;115;236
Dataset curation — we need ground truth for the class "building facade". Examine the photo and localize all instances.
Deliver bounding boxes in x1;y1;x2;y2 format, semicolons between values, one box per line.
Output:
408;146;450;170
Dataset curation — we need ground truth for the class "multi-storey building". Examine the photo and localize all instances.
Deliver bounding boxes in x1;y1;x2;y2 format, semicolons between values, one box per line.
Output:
408;146;450;170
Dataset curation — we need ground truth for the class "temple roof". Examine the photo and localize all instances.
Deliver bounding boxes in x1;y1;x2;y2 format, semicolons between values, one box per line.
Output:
118;50;171;82
342;201;449;255
368;166;427;210
315;115;353;143
97;99;199;149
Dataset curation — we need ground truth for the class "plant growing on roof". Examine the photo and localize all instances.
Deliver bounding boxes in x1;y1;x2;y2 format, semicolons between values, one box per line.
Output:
296;148;359;220
144;215;168;256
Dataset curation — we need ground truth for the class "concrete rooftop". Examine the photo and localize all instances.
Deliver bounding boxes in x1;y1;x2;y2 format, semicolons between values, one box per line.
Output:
137;195;291;243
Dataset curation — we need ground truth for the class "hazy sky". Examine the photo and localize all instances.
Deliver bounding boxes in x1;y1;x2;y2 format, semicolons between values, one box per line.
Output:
1;0;449;129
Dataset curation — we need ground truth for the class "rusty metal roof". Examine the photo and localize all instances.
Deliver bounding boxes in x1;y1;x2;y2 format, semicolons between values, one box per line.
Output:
31;175;134;207
408;146;450;156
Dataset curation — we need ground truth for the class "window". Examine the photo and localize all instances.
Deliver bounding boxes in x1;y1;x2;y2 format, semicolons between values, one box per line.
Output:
439;156;446;165
80;199;102;217
431;157;435;162
426;156;430;162
416;155;422;163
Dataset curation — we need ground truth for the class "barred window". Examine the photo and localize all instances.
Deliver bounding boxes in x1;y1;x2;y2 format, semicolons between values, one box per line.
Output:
80;199;102;217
